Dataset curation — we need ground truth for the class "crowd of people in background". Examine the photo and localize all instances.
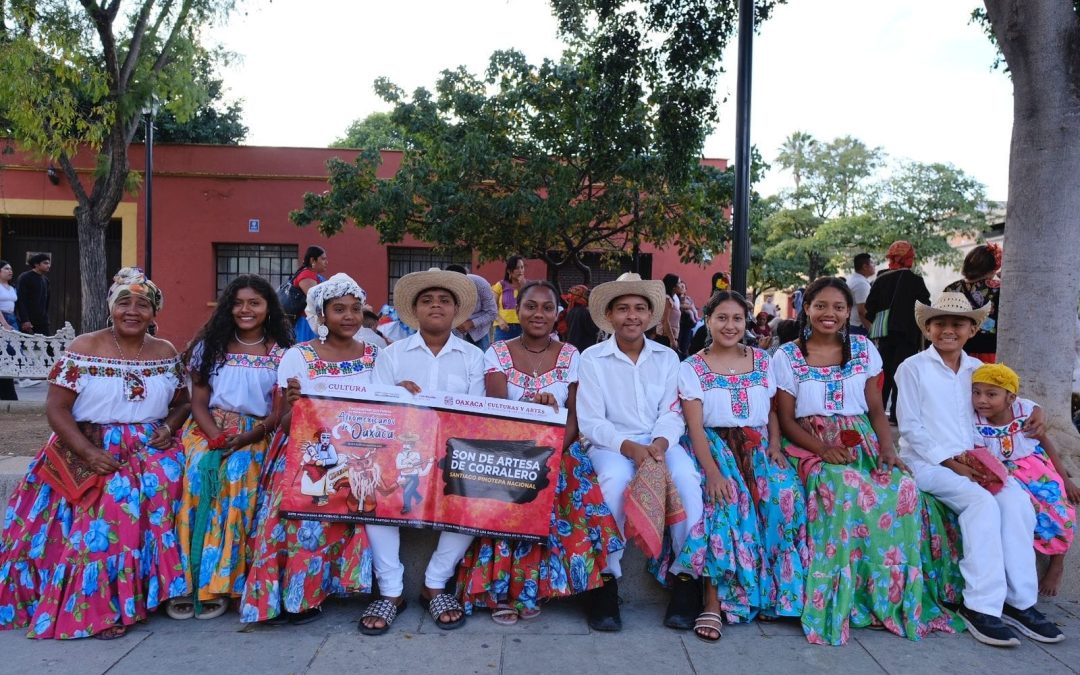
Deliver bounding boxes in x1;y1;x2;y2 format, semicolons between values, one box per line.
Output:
0;242;1074;653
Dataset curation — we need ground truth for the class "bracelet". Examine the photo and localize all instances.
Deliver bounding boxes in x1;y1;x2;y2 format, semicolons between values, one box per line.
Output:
207;433;228;450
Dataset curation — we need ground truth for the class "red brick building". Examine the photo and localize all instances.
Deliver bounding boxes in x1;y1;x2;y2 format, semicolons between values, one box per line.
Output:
0;143;730;346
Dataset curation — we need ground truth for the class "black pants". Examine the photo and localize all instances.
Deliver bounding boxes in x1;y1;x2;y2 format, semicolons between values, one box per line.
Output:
877;336;920;419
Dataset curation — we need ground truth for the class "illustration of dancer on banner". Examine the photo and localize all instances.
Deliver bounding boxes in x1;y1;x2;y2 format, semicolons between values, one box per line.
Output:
396;432;434;514
300;428;340;506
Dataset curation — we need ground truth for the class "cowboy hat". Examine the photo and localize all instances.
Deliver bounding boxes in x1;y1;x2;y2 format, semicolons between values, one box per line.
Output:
914;292;991;331
588;272;667;335
392;267;477;330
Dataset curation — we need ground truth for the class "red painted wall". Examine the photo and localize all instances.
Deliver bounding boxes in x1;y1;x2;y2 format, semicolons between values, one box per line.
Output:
2;143;730;347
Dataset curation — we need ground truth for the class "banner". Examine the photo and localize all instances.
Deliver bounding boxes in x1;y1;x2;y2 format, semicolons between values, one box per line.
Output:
278;384;567;542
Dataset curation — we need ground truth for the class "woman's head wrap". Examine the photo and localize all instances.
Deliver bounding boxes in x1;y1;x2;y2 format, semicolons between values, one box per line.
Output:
972;363;1019;395
107;267;163;312
885;241;916;270
304;273;367;332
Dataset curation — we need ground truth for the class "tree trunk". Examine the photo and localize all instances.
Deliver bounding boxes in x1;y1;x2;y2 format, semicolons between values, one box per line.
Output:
985;0;1080;467
75;207;111;332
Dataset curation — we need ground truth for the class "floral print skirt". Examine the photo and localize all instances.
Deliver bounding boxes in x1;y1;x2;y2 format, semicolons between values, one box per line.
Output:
0;422;186;639
661;426;808;622
782;413;962;645
456;441;624;614
1006;447;1076;555
176;410;268;602
239;429;371;623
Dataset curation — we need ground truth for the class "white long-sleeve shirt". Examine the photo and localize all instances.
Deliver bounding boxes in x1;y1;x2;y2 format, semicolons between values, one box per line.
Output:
576;336;685;452
373;331;485;395
896;346;983;465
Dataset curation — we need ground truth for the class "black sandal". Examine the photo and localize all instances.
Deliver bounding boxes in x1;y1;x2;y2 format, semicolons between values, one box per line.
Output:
359;598;406;636
420;593;465;630
288;607;323;625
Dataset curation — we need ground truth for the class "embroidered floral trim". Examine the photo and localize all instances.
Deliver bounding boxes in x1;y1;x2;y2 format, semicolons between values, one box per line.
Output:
48;353;186;392
780;335;871;412
688;349;770;419
223;345;286;369
298;343;377;379
975;403;1029;459
488;340;576;400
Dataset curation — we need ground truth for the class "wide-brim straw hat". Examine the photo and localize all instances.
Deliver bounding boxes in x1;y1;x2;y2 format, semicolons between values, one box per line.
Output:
914;292;991;332
392;267;477;330
588;272;667;334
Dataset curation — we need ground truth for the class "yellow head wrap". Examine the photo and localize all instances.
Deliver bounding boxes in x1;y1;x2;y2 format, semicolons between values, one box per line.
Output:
972;363;1019;395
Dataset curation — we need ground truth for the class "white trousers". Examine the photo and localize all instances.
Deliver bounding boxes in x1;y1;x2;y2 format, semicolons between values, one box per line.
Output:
587;442;703;578
909;457;1037;616
365;526;474;597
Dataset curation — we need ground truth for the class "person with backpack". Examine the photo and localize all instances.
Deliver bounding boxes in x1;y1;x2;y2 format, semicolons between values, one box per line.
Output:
279;246;328;342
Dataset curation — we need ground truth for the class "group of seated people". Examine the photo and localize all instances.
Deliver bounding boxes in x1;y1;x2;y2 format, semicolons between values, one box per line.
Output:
0;266;1074;649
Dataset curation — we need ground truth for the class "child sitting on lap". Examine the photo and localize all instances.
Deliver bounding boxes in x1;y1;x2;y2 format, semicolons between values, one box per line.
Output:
896;292;1061;648
971;363;1078;597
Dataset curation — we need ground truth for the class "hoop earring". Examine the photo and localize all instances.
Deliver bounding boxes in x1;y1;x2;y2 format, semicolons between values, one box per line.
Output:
317;323;329;344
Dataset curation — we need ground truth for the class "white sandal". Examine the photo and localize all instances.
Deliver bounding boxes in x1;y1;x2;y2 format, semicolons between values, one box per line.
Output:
195;598;229;620
166;597;195;620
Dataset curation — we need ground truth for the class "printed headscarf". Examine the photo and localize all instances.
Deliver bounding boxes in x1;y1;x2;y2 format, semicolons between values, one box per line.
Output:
557;284;590;337
886;240;916;270
304;273;367;332
107;267;163;312
972;363;1019;395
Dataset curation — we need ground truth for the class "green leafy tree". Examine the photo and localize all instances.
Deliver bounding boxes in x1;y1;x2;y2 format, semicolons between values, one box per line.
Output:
331;111;407;150
800;135;883;218
292;50;732;284
0;0;236;330
775;130;817;199
975;0;1080;452
134;51;246;144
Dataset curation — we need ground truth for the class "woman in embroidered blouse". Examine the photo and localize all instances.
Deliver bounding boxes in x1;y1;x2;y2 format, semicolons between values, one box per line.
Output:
492;255;526;342
668;291;807;642
170;275;295;621
772;277;961;645
0;268;190;640
456;281;623;624
240;274;377;625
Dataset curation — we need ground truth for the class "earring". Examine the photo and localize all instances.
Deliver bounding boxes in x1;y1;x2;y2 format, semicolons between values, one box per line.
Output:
317;323;329;344
802;324;812;341
839;324;849;344
742;343;748;357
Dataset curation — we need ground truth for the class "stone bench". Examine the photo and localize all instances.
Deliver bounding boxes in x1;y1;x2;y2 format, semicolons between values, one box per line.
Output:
0;322;76;379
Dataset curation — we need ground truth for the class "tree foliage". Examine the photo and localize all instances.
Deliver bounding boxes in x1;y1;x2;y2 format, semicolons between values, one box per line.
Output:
330;111;407;150
133;50;247;145
0;0;236;330
757;133;986;290
292;49;732;283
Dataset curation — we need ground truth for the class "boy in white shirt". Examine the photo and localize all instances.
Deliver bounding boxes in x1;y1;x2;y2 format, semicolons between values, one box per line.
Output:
577;273;703;632
360;268;485;635
896;292;1060;647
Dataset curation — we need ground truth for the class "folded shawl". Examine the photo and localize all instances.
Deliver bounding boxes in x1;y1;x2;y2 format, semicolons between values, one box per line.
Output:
622;458;686;559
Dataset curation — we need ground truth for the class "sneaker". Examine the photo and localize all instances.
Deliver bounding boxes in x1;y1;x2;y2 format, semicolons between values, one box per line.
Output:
958;605;1021;647
587;574;622;632
1001;604;1065;643
664;573;702;630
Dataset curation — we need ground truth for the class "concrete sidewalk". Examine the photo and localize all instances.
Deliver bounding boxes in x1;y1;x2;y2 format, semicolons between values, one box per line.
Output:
1;594;1078;674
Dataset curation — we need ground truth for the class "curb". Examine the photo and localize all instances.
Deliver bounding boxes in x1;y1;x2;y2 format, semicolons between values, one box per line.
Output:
3;401;46;413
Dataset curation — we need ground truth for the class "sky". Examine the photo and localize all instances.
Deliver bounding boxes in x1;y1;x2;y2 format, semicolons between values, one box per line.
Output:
210;0;1013;200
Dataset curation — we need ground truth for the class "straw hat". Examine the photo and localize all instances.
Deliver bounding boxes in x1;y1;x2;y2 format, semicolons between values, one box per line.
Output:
914;292;991;331
392;267;477;330
588;272;667;334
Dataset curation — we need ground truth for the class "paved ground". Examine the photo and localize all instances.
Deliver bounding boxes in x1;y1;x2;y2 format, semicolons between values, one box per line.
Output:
1;594;1078;675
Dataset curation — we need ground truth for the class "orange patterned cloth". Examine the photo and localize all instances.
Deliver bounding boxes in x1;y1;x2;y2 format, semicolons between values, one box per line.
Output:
622;458;686;558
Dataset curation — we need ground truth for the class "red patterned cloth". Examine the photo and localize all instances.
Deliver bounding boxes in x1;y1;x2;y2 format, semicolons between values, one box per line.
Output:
622;458;686;559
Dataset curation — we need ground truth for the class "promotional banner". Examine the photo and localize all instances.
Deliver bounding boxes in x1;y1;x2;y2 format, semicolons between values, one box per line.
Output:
278;384;567;542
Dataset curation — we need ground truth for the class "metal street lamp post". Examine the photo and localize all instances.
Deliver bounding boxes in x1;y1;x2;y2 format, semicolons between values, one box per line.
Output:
731;0;754;296
142;97;159;278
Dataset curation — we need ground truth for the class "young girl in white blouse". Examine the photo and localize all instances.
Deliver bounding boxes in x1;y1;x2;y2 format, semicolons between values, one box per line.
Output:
241;274;378;626
668;290;807;642
456;280;623;625
172;275;294;621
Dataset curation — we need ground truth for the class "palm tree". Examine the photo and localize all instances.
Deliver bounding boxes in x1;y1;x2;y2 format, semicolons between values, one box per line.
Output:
775;131;818;199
